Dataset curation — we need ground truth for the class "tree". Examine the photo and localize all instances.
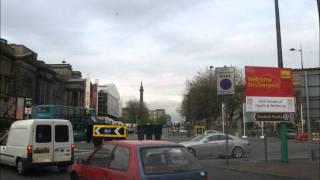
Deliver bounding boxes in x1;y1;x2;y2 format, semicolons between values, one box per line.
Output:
179;66;245;130
121;99;149;124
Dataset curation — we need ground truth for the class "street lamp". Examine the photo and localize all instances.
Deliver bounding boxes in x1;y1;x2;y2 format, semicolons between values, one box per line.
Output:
290;46;312;160
209;66;214;129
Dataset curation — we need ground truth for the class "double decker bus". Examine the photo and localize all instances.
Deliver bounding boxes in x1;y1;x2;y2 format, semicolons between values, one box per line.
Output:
32;104;97;141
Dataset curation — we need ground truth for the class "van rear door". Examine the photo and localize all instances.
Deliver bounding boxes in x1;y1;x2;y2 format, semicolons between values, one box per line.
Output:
33;122;54;163
53;121;72;162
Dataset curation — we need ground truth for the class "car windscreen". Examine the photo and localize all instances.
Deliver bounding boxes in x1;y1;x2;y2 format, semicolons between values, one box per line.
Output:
140;146;203;175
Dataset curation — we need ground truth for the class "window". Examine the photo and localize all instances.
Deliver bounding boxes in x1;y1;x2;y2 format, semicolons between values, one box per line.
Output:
55;125;69;142
36;125;51;143
218;135;226;140
38;107;51;113
141;147;202;175
109;146;130;171
0;135;8;146
206;135;219;142
89;144;115;167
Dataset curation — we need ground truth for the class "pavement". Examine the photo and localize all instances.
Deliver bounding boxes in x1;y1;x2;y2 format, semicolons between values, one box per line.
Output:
200;158;320;180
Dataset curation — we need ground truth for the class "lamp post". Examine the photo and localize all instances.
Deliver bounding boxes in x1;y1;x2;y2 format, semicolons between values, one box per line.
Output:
209;66;214;129
290;47;312;160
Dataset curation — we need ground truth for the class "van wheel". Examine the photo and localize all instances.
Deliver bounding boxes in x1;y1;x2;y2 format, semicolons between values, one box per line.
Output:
57;165;69;173
70;171;79;180
16;159;27;175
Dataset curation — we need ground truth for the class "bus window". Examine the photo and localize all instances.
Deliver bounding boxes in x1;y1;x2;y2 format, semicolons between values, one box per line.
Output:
38;106;51;113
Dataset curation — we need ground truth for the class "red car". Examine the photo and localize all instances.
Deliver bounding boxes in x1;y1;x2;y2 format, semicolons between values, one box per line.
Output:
71;140;208;180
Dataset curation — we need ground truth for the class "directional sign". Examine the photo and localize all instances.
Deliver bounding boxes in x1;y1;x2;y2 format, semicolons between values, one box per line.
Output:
254;113;291;122
215;67;235;95
93;125;127;138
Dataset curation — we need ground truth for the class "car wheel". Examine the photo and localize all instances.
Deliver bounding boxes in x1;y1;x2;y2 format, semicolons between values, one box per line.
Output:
232;147;244;159
188;148;196;157
57;165;69;173
70;171;79;180
16;159;27;175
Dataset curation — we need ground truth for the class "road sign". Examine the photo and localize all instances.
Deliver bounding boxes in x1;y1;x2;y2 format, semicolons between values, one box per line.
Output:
25;98;32;108
215;67;235;95
93;125;127;138
24;98;33;115
254;113;291;122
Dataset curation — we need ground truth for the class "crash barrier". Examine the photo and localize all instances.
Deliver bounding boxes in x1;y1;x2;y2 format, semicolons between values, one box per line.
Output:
137;125;162;140
296;132;320;141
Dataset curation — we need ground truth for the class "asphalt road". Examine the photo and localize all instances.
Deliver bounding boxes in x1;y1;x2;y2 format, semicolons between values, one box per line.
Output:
0;133;318;180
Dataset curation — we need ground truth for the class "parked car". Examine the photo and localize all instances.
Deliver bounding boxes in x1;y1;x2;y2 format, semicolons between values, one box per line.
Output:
204;130;220;135
179;133;252;159
71;140;208;180
0;119;74;175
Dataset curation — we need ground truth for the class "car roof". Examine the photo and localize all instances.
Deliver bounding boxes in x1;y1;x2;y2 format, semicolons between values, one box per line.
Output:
104;140;179;148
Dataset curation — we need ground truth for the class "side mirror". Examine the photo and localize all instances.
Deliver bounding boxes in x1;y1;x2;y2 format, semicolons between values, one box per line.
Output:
203;139;209;143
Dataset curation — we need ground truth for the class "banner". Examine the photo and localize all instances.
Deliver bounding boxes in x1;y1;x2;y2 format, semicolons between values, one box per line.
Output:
16;97;25;120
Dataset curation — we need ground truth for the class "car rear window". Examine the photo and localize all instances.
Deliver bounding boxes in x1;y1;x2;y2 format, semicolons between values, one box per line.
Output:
140;146;202;175
55;125;69;142
36;125;51;143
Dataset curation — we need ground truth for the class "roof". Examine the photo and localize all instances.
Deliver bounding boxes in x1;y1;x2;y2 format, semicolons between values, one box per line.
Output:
105;140;178;148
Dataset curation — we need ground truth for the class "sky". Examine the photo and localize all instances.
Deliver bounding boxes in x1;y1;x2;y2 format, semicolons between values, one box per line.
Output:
1;0;319;122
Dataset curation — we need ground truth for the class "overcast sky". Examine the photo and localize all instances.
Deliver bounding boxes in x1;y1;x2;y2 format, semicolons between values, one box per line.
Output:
1;0;319;122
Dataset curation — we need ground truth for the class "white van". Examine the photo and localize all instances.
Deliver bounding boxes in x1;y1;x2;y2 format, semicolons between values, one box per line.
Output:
0;119;74;175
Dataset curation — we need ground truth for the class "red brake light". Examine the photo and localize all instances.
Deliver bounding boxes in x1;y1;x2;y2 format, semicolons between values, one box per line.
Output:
27;145;33;154
71;144;75;151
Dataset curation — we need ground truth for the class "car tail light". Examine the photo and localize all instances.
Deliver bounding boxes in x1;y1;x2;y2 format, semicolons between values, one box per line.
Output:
71;144;75;153
27;145;33;161
27;145;33;154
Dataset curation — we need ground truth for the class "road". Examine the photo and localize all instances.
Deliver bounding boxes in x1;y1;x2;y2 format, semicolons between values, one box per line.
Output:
0;132;318;180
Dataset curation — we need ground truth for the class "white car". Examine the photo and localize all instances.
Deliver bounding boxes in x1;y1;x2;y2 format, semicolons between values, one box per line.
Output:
0;119;74;175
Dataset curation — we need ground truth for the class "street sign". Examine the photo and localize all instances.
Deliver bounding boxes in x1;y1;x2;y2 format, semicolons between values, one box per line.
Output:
93;125;127;138
25;98;32;108
24;98;33;115
254;113;291;122
215;67;235;95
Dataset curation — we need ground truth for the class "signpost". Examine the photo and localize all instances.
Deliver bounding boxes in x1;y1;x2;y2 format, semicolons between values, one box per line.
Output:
245;66;295;163
216;66;235;165
93;125;127;138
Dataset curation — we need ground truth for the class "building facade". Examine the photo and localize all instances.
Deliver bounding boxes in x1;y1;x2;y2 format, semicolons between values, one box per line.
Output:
98;84;121;119
292;68;320;128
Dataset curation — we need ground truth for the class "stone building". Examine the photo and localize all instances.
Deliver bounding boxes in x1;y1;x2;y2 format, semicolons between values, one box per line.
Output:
0;38;86;121
0;39;38;119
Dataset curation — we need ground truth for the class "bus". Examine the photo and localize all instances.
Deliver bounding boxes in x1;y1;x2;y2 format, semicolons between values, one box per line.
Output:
32;104;97;141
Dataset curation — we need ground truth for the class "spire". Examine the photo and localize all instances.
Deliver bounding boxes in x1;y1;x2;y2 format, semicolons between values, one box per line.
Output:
140;81;144;92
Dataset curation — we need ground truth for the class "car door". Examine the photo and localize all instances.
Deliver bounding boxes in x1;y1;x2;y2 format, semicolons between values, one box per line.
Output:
0;134;9;165
53;121;72;162
194;135;218;157
203;135;222;157
32;123;54;163
80;144;115;180
106;145;131;180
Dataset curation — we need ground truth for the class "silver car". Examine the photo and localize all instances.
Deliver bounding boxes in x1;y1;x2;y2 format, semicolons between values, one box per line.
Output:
179;133;252;159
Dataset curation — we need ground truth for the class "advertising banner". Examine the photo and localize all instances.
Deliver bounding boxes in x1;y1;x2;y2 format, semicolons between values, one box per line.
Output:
245;66;294;97
245;66;295;115
16;97;25;120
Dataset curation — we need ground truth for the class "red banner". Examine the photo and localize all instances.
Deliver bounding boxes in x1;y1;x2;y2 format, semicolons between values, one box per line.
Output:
245;66;294;97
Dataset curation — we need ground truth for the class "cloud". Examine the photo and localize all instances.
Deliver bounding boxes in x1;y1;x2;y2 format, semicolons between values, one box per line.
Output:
1;0;319;122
